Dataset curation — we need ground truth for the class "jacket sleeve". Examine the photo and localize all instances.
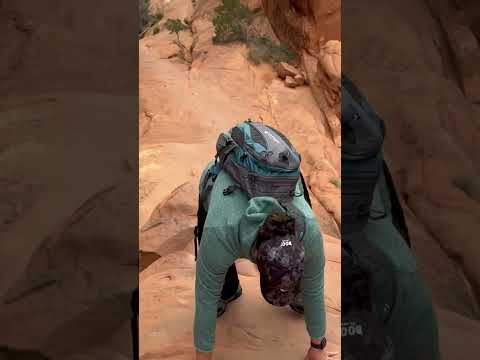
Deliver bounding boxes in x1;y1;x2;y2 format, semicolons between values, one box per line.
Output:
194;226;235;352
302;220;327;340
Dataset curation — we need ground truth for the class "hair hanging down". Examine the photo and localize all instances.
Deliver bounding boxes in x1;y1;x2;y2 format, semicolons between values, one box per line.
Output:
256;212;296;248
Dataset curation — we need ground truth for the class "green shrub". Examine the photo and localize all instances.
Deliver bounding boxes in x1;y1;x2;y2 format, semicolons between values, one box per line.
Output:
139;0;151;35
153;12;163;22
329;178;341;188
153;26;160;34
210;1;297;65
165;19;192;64
139;0;163;38
247;37;297;65
165;18;189;40
212;0;254;43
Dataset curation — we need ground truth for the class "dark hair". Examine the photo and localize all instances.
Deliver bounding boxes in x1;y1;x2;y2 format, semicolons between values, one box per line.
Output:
255;212;296;249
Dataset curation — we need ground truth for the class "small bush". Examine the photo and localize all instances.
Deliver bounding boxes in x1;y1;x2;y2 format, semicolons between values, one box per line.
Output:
153;12;163;23
139;0;151;35
165;18;192;64
165;18;189;39
247;37;297;65
153;26;160;35
212;0;254;44
329;178;341;188
210;0;297;65
139;0;163;38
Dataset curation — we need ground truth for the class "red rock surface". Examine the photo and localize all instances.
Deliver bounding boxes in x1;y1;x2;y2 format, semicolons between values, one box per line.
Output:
343;0;480;357
139;0;340;359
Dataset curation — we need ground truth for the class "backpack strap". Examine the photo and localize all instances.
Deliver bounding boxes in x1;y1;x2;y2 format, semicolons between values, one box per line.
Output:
215;132;238;167
299;172;312;208
382;161;411;247
195;164;220;261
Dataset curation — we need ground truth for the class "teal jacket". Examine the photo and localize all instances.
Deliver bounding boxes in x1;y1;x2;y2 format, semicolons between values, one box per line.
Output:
362;164;441;360
194;163;326;353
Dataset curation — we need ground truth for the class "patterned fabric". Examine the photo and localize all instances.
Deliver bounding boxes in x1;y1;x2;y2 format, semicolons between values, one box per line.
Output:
342;311;394;360
256;233;305;306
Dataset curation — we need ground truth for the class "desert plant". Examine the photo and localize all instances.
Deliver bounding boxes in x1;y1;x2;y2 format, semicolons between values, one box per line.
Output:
212;0;254;43
329;178;341;188
139;0;163;38
165;18;189;41
247;36;298;65
165;18;192;64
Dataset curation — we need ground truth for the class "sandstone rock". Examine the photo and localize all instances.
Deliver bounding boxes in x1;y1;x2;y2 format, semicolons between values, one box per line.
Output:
262;0;340;54
263;2;340;126
140;253;340;359
447;23;479;58
0;93;137;356
275;62;300;79
285;75;298;88
301;70;309;84
343;3;480;358
462;69;480;103
320;40;341;81
150;0;194;23
242;0;263;12
294;74;305;86
442;23;480;102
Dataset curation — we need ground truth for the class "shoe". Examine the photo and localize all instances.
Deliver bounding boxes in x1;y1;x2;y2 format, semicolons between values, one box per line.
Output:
217;285;243;318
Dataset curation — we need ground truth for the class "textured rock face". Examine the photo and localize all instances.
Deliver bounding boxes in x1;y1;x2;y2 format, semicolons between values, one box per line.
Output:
261;0;340;54
262;0;341;146
0;93;137;360
0;1;137;359
0;1;136;95
343;0;480;358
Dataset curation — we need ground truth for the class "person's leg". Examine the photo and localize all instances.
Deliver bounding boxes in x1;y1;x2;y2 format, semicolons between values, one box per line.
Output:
196;201;242;316
217;263;242;317
221;264;240;300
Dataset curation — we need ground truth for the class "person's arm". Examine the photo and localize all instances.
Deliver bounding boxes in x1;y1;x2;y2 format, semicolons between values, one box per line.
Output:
302;221;327;352
194;226;235;358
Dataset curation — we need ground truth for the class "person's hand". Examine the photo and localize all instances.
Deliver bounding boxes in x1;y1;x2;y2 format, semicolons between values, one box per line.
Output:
304;347;339;360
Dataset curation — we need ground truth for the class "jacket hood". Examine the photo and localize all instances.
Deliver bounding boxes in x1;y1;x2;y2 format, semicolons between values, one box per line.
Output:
238;196;288;260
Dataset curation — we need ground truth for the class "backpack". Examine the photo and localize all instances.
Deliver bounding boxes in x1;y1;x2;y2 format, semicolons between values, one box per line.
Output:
341;75;413;359
341;74;385;236
342;74;410;246
193;120;311;260
215;120;302;201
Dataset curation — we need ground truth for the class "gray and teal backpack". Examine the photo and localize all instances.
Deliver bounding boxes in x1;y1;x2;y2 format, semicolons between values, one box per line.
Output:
342;74;417;360
215;120;302;200
194;120;311;260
